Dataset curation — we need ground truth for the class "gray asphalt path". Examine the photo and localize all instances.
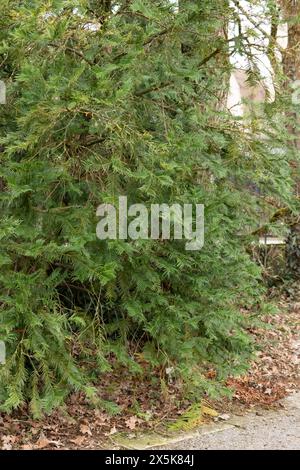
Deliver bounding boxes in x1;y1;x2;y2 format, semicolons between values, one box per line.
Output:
157;394;300;450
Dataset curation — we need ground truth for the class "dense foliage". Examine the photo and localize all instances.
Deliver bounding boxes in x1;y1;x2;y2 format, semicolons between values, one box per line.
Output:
0;0;297;414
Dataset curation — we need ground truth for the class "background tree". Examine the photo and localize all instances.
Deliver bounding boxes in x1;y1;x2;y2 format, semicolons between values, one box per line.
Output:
278;0;300;277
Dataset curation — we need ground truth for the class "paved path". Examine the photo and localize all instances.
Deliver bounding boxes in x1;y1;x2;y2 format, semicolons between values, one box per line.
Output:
157;394;300;450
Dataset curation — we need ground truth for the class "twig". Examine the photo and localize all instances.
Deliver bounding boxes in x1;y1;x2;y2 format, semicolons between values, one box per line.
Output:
49;43;95;67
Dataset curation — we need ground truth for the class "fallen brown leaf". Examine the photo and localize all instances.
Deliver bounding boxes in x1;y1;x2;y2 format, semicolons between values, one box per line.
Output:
80;424;92;436
70;436;86;446
125;416;139;430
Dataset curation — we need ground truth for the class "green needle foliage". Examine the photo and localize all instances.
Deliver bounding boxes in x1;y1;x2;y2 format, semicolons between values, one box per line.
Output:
0;0;296;414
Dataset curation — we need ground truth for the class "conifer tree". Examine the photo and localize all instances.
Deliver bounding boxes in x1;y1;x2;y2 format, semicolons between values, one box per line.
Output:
0;0;296;413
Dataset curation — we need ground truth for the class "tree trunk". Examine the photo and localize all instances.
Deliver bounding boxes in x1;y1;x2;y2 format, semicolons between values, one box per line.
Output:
281;1;300;277
88;0;112;22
